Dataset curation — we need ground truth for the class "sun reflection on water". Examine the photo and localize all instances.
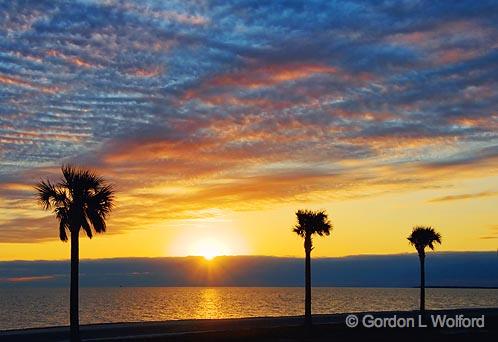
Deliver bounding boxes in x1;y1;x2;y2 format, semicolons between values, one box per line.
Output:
196;288;223;318
2;287;497;330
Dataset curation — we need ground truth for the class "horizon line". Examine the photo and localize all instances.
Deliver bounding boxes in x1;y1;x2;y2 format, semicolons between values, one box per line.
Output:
1;250;495;263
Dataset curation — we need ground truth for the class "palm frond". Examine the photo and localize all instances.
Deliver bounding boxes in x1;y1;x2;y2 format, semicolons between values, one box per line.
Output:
81;217;93;239
61;165;77;192
88;184;114;217
86;209;106;234
54;207;69;242
293;226;305;237
407;226;442;253
36;165;115;241
59;220;68;242
34;180;58;210
293;209;333;237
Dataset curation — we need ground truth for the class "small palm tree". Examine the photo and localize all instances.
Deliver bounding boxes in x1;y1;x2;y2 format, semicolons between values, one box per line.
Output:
293;209;332;327
35;166;114;342
407;226;442;313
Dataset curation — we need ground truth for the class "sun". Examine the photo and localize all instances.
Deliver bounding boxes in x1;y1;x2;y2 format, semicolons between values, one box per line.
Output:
191;238;228;261
203;250;217;261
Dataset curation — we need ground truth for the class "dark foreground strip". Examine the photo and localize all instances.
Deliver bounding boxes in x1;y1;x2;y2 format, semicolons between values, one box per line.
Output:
1;308;496;342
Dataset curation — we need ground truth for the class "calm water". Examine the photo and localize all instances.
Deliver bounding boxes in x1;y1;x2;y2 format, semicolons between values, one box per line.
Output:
1;287;497;330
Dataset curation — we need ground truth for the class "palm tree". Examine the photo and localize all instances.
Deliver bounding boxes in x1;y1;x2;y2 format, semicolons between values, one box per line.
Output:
407;226;442;313
293;209;332;327
35;166;114;342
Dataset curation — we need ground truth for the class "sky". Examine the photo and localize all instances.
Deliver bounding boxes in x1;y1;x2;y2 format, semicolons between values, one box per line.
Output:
0;0;497;261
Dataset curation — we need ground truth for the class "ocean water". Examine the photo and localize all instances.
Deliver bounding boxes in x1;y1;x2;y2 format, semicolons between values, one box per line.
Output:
1;287;497;330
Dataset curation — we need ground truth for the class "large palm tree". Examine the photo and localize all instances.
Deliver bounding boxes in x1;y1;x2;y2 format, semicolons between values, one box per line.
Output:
293;209;332;327
407;226;442;313
35;166;114;342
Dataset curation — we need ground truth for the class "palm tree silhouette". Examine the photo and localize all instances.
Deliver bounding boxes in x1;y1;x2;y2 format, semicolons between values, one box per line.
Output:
407;226;442;313
35;166;114;342
293;209;332;327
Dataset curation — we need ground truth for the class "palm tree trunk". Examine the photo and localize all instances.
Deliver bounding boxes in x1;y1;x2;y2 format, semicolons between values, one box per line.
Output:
419;254;425;313
70;228;80;342
304;234;312;327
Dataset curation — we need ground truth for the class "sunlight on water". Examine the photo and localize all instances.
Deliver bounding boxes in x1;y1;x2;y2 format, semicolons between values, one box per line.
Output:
0;287;497;330
197;288;223;318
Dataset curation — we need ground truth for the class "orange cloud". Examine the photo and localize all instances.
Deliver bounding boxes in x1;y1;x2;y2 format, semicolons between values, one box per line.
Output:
208;64;338;89
0;129;89;145
47;50;97;68
3;136;498;244
0;183;33;192
181;63;373;108
436;48;481;64
125;67;163;78
387;20;496;65
0;74;60;94
479;225;498;240
11;51;43;64
429;191;498;203
0;276;54;283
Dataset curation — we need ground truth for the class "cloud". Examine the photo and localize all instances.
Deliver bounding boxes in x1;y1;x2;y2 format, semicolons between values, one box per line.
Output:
480;225;498;240
1;0;498;242
0;275;55;283
0;215;63;243
1;252;497;287
429;191;498;203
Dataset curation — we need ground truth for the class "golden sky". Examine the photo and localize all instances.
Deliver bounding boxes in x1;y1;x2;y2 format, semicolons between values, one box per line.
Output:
1;174;497;261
